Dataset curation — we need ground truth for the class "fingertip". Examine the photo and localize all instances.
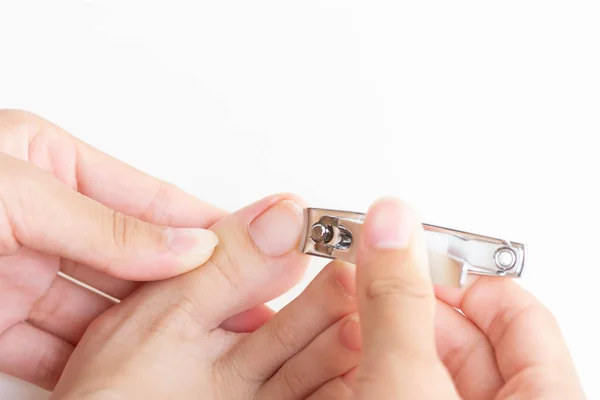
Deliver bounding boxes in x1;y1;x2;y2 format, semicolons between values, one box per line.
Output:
107;227;219;280
248;199;304;257
278;192;308;209
164;227;218;271
167;227;219;254
364;197;415;249
339;314;362;352
361;196;430;282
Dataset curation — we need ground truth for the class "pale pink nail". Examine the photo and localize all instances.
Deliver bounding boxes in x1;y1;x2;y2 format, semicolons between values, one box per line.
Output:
248;200;304;257
364;197;414;249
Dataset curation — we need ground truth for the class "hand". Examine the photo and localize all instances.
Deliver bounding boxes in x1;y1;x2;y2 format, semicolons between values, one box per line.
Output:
308;198;586;399
51;194;361;399
0;109;224;389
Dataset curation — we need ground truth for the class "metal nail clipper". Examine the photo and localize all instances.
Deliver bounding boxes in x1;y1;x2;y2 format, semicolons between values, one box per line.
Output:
299;208;526;288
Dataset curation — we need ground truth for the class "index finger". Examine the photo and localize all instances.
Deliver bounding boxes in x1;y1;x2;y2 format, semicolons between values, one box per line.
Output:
0;109;226;227
435;277;585;396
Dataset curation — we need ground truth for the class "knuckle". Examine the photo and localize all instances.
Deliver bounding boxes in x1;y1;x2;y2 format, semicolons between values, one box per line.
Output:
216;246;244;292
442;337;487;381
365;275;432;303
137;300;200;340
139;180;172;223
204;256;243;297
0;109;42;141
0;109;39;128
490;302;559;346
109;210;141;252
269;315;305;354
0;109;79;188
29;283;63;327
0;108;39;121
279;362;306;398
114;292;202;342
213;358;247;398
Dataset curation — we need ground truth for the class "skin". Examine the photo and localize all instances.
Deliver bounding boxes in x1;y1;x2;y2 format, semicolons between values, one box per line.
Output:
51;208;363;399
308;199;586;400
0;110;359;398
0;110;587;399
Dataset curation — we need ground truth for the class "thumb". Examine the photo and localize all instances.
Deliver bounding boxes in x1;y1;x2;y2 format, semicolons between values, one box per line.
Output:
355;197;458;399
0;153;218;280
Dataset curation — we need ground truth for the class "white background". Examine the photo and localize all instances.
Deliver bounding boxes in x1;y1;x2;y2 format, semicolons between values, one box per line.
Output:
1;0;599;398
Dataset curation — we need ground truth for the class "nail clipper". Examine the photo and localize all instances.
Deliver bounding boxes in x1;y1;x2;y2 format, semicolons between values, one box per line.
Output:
299;208;526;288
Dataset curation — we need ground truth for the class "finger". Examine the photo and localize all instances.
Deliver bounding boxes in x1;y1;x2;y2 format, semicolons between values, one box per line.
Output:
75;140;225;226
0;246;59;331
34;271;273;347
306;369;357;400
0;322;73;390
355;197;458;399
2;248;118;345
257;314;361;400
27;274;116;344
155;194;310;331
435;277;584;396
0;153;218;280
357;198;436;357
99;194;313;359
221;305;276;333
223;259;357;384
2;109;226;298
0;109;226;227
434;299;504;400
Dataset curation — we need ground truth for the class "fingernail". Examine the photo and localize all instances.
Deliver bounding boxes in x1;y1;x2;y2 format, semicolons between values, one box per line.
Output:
339;315;362;351
364;197;414;249
167;228;219;256
249;200;304;257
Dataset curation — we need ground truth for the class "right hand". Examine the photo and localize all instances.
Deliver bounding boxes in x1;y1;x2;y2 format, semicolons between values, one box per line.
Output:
308;198;586;399
0;109;224;389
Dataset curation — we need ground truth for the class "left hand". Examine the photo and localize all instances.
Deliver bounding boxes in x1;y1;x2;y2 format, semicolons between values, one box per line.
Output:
51;195;361;400
0;109;225;389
